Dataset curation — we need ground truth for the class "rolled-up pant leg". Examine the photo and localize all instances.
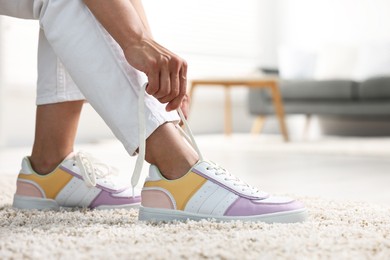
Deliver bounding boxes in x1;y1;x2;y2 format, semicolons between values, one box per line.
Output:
37;29;86;105
0;0;179;155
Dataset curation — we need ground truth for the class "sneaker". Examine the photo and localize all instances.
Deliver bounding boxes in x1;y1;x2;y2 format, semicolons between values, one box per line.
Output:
131;86;307;223
13;151;141;210
138;161;307;223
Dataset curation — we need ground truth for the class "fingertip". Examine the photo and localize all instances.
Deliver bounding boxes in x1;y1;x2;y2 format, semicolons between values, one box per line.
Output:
166;102;178;112
146;84;156;95
145;84;150;93
145;83;151;93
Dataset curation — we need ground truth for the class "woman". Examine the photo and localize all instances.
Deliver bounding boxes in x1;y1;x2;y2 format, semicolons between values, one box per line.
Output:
0;0;306;223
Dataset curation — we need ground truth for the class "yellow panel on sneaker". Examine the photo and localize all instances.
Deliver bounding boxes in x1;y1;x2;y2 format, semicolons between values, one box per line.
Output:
144;172;207;210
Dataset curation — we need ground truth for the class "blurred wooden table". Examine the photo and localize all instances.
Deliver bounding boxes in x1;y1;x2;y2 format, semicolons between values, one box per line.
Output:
189;76;289;142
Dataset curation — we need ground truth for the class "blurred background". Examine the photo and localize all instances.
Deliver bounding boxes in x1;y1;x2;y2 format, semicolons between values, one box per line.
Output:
1;0;390;148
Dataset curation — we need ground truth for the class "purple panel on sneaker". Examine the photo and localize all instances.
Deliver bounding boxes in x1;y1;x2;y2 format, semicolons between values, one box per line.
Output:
89;190;141;208
224;197;305;216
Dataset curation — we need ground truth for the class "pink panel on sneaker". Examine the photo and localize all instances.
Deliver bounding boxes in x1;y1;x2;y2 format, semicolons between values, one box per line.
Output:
16;181;44;198
141;190;174;209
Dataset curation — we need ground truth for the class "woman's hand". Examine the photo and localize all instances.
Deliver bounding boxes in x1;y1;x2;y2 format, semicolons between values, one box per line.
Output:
123;38;188;112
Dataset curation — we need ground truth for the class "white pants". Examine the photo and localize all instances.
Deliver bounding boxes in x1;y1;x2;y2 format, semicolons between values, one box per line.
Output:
0;0;179;155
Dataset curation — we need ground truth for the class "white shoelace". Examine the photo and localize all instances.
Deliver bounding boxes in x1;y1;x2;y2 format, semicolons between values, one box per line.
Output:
75;151;119;187
131;83;260;197
205;163;260;194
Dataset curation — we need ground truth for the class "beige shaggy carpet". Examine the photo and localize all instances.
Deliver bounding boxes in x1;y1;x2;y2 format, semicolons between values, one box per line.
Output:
1;175;390;259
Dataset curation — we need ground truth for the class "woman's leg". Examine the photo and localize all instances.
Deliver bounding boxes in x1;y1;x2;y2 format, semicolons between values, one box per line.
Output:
33;0;198;178
30;101;83;174
1;1;88;175
2;0;142;209
1;0;197;178
29;28;87;174
34;0;174;153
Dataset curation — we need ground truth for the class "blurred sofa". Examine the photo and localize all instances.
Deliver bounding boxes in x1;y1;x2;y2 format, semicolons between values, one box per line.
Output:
248;76;390;117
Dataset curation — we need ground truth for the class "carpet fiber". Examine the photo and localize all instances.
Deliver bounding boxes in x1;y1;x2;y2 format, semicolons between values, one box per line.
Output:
1;175;390;259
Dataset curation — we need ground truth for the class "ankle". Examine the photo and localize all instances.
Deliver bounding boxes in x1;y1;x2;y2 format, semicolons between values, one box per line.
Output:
145;122;200;179
29;158;59;175
158;156;198;180
29;153;69;175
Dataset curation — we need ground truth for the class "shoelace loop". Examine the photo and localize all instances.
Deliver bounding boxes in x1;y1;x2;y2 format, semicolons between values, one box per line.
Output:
206;162;261;194
75;151;118;187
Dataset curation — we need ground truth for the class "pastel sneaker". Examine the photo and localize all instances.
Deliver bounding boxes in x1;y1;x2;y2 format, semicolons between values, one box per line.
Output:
13;152;141;210
138;161;307;223
133;84;306;223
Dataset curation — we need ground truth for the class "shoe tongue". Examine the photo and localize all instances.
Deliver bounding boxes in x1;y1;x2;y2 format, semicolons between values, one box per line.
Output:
192;160;209;169
193;160;215;170
149;165;160;175
64;152;76;160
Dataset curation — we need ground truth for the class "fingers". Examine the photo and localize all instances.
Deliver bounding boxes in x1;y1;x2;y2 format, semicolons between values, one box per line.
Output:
127;39;187;110
178;94;190;126
166;63;187;111
155;65;171;100
146;54;187;111
146;65;159;96
180;93;191;118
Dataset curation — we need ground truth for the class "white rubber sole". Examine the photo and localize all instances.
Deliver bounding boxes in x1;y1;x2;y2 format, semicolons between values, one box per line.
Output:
138;206;308;223
95;203;140;210
12;195;140;210
13;195;59;210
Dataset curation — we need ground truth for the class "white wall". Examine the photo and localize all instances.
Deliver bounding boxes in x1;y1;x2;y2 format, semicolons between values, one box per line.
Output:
277;0;390;51
143;0;264;77
1;17;38;89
